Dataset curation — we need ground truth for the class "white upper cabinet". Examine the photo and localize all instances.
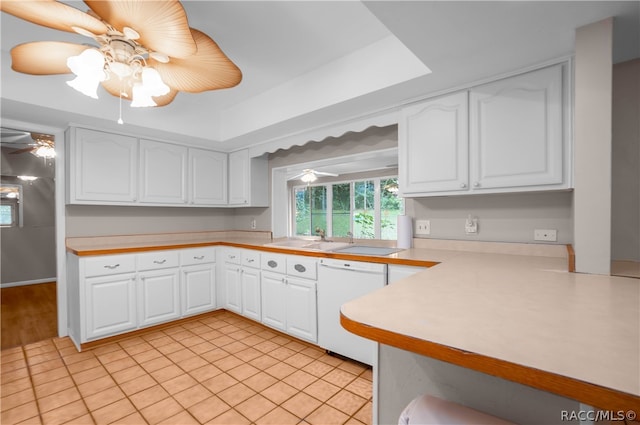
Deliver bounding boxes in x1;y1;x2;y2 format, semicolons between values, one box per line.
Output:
228;149;269;207
399;91;469;195
399;63;570;197
67;127;138;203
189;148;227;205
469;64;565;191
139;139;188;204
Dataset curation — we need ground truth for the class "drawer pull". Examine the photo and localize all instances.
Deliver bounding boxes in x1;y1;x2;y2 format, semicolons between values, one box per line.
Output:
104;264;120;270
267;260;278;268
153;259;167;264
229;255;236;259
247;259;255;263
193;256;205;260
294;264;306;273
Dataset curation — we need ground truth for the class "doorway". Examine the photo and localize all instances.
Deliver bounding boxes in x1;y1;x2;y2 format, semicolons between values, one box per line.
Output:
1;127;58;348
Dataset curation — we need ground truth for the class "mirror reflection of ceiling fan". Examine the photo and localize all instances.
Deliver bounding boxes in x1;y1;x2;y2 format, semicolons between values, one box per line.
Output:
288;169;338;183
1;129;56;158
0;0;242;111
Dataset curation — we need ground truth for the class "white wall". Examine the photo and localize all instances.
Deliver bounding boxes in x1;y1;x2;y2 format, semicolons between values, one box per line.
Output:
65;205;236;237
407;191;573;245
611;58;640;262
573;18;614;274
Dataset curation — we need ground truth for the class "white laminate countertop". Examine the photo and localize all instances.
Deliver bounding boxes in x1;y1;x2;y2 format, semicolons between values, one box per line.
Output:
341;249;640;402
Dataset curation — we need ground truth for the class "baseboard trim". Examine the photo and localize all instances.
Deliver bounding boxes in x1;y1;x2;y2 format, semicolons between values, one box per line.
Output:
1;278;56;288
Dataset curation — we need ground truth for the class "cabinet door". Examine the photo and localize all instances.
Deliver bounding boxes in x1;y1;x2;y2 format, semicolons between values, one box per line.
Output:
71;128;137;203
182;264;216;316
241;267;261;321
189;148;227;205
138;269;181;327
261;272;287;331
469;65;563;190
285;277;317;343
228;150;249;205
224;264;242;314
399;91;469;194
85;273;137;340
139;139;188;204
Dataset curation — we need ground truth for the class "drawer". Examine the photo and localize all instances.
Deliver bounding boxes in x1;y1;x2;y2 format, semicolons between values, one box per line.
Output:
180;247;216;266
261;253;286;274
223;249;241;264
242;250;261;269
286;256;317;280
84;254;136;277
137;250;180;271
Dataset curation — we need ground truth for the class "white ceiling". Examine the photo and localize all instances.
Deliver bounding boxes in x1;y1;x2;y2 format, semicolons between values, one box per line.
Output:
1;1;638;155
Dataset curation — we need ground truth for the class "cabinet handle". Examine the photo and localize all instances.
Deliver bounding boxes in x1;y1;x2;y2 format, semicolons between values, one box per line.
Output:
193;255;205;260
267;260;278;268
153;259;167;264
294;264;306;273
247;259;255;263
229;255;236;259
473;182;480;188
460;183;467;188
104;264;120;269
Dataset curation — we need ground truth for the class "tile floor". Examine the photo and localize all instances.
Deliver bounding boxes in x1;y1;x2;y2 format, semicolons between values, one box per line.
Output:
0;311;372;425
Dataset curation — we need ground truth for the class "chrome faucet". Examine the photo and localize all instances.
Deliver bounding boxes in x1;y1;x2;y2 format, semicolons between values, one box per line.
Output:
315;227;326;241
347;231;354;244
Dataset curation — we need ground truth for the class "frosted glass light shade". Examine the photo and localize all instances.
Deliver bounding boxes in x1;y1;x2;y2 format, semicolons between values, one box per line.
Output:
66;49;105;99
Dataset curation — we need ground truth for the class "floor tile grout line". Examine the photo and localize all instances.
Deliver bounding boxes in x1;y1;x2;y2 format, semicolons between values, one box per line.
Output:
3;311;372;425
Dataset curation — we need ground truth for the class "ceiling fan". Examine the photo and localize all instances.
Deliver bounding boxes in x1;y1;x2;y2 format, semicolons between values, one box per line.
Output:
288;169;339;183
1;129;56;158
0;0;242;109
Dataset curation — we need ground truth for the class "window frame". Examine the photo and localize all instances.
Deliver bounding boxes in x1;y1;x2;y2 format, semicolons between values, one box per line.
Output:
291;175;402;240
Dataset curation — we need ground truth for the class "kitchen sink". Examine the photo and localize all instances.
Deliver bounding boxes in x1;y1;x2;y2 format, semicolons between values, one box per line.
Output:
329;245;405;256
264;239;350;251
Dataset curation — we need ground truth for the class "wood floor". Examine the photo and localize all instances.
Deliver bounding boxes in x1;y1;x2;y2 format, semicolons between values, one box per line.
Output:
1;282;57;349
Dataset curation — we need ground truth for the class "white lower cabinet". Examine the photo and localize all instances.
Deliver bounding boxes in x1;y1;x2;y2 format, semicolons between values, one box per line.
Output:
182;264;216;316
241;267;261;321
181;247;217;316
138;268;180;327
85;272;137;340
261;253;318;343
69;247;218;347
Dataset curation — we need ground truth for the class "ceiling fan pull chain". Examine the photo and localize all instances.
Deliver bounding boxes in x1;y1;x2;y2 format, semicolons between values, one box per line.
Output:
117;89;124;125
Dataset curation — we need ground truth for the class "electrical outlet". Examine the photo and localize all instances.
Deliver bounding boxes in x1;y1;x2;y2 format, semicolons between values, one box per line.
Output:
534;229;557;241
465;215;478;234
250;218;257;230
415;219;430;236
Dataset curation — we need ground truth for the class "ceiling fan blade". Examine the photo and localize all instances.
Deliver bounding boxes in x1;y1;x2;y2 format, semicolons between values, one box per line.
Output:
316;171;339;177
0;0;108;35
11;41;91;75
287;173;306;181
9;147;36;155
151;28;242;93
85;0;196;59
101;75;179;107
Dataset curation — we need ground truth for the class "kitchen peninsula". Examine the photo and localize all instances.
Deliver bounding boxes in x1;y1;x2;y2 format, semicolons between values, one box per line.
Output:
66;231;639;424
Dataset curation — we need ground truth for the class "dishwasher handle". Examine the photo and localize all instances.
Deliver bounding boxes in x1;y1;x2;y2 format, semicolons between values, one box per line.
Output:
319;259;386;274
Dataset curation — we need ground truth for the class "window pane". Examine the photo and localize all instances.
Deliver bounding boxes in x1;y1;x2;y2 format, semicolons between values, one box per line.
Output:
380;178;404;240
310;186;327;235
0;204;14;226
332;183;351;237
353;180;375;239
294;187;311;236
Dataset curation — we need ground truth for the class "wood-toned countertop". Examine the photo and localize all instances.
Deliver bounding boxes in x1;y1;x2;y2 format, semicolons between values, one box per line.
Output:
340;250;640;414
65;232;439;267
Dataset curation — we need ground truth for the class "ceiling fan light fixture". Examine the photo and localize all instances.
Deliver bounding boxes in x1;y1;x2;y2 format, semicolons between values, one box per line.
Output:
32;145;56;159
131;83;157;107
66;48;106;99
301;171;318;183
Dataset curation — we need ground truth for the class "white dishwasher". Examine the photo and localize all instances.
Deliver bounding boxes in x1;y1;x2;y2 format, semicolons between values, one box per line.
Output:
317;258;387;365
